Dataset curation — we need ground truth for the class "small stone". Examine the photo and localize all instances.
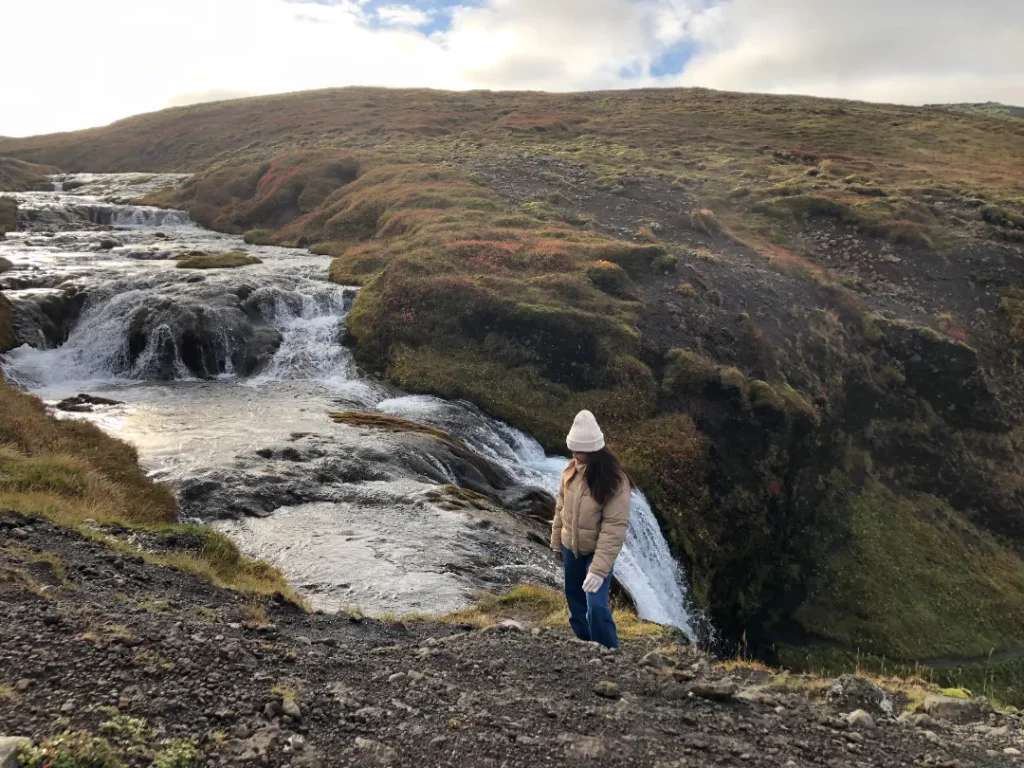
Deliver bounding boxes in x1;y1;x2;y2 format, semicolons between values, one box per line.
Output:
1005;747;1022;756
923;694;986;724
846;709;876;730
593;680;621;699
640;650;673;669
14;680;31;693
388;672;406;684
60;700;75;714
0;737;32;768
496;619;526;632
690;679;738;702
281;698;301;719
354;737;397;765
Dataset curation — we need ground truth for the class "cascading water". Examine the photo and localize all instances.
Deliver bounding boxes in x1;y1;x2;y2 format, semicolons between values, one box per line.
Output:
0;173;699;636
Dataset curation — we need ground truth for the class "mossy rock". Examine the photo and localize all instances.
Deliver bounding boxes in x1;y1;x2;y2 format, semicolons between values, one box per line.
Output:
175;251;262;269
0;293;15;352
0;198;17;235
243;228;275;245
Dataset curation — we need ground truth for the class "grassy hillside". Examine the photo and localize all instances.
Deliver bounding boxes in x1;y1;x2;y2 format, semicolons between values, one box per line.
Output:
4;86;1024;695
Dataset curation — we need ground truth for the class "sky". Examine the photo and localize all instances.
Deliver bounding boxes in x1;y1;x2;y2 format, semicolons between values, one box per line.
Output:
2;0;1022;137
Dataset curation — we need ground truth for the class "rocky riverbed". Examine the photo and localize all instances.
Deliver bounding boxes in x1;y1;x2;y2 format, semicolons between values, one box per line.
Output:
2;511;1022;767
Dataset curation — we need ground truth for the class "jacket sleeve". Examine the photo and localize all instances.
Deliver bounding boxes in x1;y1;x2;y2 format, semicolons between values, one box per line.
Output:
588;476;631;578
549;483;564;552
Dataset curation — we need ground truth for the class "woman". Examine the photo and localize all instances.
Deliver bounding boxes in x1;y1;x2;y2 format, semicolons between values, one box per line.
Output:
550;409;631;649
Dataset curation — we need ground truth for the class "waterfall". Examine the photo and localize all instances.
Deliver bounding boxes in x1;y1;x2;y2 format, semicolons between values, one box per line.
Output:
375;394;698;637
110;206;191;228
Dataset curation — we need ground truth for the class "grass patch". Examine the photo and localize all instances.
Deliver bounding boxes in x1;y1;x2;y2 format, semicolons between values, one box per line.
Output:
175;250;261;269
792;479;1024;660
433;583;665;640
0;381;304;607
19;731;124;768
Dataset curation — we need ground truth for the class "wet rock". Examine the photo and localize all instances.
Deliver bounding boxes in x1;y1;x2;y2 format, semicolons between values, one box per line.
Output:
56;393;124;412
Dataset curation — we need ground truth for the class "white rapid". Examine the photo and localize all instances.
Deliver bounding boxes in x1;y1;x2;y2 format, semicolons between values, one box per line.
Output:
0;174;697;637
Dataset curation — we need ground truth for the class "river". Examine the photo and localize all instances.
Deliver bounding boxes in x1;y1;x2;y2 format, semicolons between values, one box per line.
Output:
0;173;698;637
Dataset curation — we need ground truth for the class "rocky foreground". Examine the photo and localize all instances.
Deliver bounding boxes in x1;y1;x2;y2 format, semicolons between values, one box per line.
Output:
1;512;1022;767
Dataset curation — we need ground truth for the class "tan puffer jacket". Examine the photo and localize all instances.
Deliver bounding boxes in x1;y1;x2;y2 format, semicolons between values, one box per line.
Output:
549;459;631;578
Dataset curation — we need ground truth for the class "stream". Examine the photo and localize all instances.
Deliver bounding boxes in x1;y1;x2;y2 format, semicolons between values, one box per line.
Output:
0;173;697;637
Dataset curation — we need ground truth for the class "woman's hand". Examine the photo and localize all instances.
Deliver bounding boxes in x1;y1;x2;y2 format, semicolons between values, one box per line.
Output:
582;571;603;593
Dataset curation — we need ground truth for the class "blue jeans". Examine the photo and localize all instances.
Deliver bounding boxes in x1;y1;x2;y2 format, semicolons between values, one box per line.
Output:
561;545;619;649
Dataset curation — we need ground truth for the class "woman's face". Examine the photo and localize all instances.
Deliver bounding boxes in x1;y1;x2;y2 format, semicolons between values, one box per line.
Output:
572;451;591;465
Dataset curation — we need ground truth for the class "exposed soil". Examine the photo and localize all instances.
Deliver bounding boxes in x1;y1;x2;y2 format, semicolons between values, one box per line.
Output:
2;512;1021;767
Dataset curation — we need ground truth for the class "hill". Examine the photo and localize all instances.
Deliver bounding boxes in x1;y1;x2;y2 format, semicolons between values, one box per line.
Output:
3;86;1024;696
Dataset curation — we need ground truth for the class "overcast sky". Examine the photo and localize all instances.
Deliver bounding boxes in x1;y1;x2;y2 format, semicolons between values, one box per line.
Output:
2;0;1022;137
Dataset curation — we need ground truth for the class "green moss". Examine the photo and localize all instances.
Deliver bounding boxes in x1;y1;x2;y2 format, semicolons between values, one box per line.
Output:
754;194;853;222
18;731;123;768
175;251;261;269
982;205;1024;230
793;479;1024;660
662;348;719;397
587;242;666;277
585;259;635;298
152;739;200;768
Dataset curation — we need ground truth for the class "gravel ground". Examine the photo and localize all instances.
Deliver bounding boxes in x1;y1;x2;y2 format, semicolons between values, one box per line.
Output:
1;511;1020;767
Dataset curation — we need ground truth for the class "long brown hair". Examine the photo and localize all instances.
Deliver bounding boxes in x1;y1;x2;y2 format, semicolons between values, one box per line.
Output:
583;447;626;506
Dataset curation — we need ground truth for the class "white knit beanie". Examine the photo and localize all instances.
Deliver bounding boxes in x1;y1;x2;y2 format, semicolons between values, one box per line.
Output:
566;410;605;453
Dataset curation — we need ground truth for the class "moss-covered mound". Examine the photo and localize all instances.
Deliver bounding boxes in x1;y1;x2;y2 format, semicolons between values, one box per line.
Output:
0;156;57;192
174;250;262;269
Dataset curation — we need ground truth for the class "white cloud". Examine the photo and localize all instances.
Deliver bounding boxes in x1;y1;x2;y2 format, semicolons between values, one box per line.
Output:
376;4;431;27
678;0;1024;105
0;0;1020;137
